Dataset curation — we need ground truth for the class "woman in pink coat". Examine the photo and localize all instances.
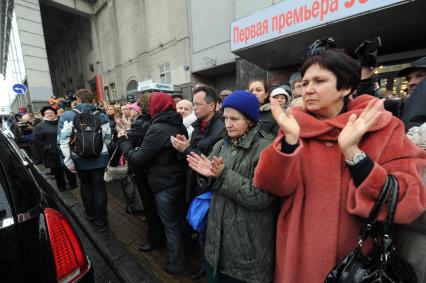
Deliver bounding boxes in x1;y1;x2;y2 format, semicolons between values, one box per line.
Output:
253;50;426;282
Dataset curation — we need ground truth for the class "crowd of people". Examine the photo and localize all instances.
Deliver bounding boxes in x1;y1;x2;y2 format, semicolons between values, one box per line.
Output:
2;48;426;283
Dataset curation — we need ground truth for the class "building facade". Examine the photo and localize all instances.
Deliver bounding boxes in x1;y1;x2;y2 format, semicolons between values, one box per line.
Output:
191;0;426;94
1;0;193;111
2;0;425;112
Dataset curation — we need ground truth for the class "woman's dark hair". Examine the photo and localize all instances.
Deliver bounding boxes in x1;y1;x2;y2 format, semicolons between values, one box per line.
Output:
300;49;361;94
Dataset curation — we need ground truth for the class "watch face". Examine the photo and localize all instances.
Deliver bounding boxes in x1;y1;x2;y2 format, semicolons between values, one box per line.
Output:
353;153;367;165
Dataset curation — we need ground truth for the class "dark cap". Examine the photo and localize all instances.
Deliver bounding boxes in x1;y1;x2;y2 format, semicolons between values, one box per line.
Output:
40;105;57;116
397;57;426;77
171;93;183;99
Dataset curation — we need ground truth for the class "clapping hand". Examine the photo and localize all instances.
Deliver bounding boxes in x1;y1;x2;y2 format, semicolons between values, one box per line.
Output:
171;134;190;152
117;129;127;138
270;99;300;145
338;99;384;159
187;152;224;177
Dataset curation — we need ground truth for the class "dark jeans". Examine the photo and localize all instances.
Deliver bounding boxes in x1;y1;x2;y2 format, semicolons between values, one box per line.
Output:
154;187;189;272
120;176;143;214
134;172;165;246
51;167;77;190
51;167;66;189
77;168;108;226
65;168;77;187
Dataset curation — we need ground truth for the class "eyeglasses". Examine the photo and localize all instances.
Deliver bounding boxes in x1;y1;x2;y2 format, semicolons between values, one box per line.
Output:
193;102;206;108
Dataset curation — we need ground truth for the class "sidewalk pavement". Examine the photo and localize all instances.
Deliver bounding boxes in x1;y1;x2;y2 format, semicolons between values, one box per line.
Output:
36;166;206;283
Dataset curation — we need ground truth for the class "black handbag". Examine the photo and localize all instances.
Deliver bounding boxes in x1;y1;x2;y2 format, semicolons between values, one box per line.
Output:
325;175;418;283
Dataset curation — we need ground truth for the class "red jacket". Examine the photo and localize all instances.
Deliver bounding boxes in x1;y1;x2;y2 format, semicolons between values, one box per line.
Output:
254;95;426;283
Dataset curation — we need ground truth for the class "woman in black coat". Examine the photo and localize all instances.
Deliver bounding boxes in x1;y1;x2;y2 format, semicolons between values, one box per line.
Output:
34;106;77;191
118;92;191;276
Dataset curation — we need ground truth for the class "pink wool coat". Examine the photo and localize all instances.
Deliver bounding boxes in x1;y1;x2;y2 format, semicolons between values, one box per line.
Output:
254;95;426;283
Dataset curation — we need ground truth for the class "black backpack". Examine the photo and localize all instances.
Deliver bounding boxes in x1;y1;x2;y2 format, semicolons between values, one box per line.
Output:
71;109;104;158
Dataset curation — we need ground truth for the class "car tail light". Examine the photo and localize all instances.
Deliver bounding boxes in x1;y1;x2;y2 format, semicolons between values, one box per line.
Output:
45;208;90;283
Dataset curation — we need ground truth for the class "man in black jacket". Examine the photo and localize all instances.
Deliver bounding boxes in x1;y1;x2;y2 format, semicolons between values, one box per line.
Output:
397;57;426;131
171;85;224;279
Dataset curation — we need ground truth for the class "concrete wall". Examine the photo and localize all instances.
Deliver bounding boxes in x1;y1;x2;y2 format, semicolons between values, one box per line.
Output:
94;0;191;100
45;0;192;102
189;0;236;73
189;0;284;75
15;0;54;112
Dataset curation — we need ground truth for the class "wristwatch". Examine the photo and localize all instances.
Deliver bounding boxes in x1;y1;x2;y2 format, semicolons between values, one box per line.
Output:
345;151;367;166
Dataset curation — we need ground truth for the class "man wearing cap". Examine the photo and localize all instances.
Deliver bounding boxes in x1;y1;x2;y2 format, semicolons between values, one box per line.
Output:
171;93;183;104
398;57;426;96
398;57;426;131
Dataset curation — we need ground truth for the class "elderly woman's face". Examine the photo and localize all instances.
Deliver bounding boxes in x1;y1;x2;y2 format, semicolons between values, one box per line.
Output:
176;101;193;118
248;81;267;105
223;108;250;139
302;64;350;120
43;110;57;121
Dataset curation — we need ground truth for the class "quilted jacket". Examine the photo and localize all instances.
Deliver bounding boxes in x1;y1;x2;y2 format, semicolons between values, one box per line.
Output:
202;124;276;283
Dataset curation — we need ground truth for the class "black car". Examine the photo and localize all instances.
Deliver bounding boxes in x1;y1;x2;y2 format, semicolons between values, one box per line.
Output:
0;123;94;282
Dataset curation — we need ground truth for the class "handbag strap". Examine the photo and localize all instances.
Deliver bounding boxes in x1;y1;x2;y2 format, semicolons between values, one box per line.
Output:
383;175;399;237
359;175;393;241
107;146;119;167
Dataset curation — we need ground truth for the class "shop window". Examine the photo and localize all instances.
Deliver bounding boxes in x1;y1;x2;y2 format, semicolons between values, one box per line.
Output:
160;63;171;84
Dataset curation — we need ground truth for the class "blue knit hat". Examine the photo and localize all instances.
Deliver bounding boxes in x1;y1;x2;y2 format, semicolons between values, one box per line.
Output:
221;90;259;123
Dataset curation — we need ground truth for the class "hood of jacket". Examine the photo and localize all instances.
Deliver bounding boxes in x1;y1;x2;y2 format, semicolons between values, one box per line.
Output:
259;102;271;112
183;112;197;128
75;103;97;112
293;95;393;140
151;109;183;126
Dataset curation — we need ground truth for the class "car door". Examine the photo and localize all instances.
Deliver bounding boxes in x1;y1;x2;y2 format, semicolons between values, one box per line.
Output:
0;142;27;282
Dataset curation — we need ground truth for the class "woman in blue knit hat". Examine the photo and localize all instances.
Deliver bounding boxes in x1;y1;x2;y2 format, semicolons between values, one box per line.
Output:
187;90;277;283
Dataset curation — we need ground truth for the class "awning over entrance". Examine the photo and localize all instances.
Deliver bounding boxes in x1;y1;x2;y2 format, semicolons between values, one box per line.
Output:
232;0;426;70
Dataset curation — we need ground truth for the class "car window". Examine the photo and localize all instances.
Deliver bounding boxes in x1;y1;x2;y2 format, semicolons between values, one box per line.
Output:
0;133;41;213
0;162;13;229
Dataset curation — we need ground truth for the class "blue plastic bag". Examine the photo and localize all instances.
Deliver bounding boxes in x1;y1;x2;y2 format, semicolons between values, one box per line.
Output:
186;191;212;232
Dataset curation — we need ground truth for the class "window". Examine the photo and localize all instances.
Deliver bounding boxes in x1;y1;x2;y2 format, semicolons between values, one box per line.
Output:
127;80;138;91
160;63;171;84
104;86;110;101
109;82;116;99
0;163;13;228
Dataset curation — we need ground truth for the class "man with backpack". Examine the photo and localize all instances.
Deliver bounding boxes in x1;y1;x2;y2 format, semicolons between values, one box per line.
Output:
58;89;112;233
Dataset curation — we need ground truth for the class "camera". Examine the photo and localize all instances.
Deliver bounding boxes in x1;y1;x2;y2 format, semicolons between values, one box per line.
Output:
306;37;336;57
354;37;382;68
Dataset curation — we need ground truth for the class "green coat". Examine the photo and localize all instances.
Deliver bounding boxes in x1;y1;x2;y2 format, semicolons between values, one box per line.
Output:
202;124;277;283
